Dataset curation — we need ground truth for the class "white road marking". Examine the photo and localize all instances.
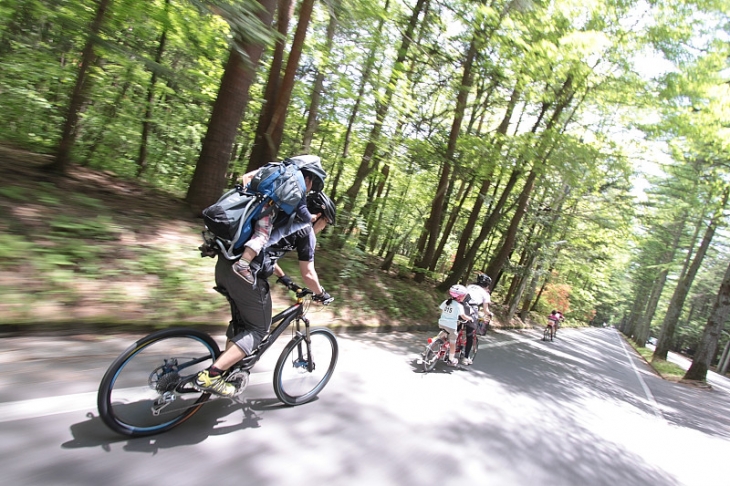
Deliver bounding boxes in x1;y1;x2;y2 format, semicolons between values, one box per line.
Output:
0;371;271;423
614;329;665;420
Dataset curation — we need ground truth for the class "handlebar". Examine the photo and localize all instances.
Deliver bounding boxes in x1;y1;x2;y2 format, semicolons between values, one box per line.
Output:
294;287;312;298
276;275;333;305
291;286;334;305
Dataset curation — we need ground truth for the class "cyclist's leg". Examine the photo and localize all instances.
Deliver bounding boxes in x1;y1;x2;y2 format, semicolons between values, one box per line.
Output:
210;258;272;370
442;326;458;364
463;324;475;364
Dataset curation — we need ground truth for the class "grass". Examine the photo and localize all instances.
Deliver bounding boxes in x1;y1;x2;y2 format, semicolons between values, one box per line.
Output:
0;152;445;330
0;145;554;333
628;340;687;381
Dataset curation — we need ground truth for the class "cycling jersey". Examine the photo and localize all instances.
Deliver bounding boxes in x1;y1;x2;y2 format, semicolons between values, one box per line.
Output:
465;284;490;307
438;299;465;331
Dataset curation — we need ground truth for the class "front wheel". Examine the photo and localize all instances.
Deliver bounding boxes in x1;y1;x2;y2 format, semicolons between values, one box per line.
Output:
423;338;444;372
97;328;220;437
273;328;339;406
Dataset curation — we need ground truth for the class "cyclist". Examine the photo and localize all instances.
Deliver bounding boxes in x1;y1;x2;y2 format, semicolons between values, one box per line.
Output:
195;191;337;397
463;273;493;365
232;159;327;284
436;284;473;366
547;310;562;338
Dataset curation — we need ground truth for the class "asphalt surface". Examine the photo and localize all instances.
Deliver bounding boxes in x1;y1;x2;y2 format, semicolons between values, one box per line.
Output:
1;326;729;485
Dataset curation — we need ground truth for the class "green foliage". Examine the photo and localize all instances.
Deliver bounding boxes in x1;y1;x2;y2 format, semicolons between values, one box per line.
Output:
1;0;728;335
0;185;25;201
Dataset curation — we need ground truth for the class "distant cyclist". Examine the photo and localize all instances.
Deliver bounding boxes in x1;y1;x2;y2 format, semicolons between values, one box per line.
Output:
463;273;493;365
547;310;563;337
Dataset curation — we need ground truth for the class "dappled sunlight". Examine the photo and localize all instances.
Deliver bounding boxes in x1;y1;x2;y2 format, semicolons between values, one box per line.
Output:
4;326;730;485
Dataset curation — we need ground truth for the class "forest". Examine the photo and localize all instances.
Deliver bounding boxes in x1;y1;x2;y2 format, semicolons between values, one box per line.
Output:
0;0;728;381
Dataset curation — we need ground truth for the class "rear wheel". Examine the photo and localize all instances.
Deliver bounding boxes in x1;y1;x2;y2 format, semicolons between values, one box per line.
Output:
543;326;553;342
423;338;444;372
273;328;339;406
97;328;220;437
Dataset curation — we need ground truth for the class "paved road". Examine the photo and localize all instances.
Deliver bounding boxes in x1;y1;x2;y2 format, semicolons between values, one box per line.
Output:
1;326;729;486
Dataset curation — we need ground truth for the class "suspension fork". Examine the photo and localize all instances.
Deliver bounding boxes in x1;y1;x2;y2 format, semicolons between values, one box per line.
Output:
293;315;315;372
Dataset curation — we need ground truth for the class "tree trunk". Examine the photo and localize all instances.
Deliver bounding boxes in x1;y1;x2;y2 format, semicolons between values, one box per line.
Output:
137;5;169;177
48;0;112;174
684;259;730;381
654;188;729;360
633;220;684;345
485;169;537;280
440;79;524;287
437;168;521;291
341;0;427;216
432;176;474;272
247;0;292;169
257;0;316;163
185;0;276;215
455;177;491;263
414;36;477;282
301;1;338;152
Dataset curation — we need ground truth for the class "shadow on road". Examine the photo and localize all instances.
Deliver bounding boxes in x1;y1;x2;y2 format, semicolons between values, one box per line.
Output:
61;397;284;452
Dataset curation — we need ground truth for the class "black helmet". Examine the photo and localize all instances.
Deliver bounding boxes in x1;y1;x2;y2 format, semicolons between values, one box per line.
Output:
476;273;492;288
289;155;326;192
307;192;336;225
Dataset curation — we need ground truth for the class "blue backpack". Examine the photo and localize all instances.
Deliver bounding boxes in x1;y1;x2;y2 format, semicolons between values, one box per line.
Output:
202;158;307;260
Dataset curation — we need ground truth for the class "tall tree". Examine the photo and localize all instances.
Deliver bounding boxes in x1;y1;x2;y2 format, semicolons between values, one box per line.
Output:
340;0;428;216
249;0;316;167
414;36;478;282
185;0;277;214
654;186;730;360
301;0;339;153
48;0;113;174
137;0;171;177
683;259;730;382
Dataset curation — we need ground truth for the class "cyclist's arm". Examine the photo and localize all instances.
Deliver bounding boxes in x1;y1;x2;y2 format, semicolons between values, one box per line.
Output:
298;260;325;295
273;263;286;279
483;303;492;317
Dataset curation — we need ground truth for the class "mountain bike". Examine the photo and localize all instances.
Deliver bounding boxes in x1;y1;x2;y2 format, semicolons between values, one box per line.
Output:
421;321;478;372
97;287;338;437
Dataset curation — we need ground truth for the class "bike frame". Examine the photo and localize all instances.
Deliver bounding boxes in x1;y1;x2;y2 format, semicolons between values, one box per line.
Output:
233;294;313;373
436;325;475;359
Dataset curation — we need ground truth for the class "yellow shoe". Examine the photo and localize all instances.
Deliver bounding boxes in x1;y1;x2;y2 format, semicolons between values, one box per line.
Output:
194;369;236;397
